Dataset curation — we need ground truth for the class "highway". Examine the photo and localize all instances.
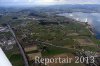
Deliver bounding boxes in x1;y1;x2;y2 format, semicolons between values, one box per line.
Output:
6;24;29;66
5;23;99;66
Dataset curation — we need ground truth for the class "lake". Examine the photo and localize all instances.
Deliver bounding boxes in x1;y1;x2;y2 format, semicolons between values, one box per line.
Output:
57;12;100;39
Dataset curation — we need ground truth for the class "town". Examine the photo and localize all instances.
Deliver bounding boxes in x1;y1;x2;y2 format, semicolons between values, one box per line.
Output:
0;3;100;66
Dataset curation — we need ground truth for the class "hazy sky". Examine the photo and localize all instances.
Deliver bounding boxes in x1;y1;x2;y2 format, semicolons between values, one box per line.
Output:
0;0;100;6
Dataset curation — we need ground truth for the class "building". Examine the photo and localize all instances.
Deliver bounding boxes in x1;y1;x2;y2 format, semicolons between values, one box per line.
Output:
0;27;9;32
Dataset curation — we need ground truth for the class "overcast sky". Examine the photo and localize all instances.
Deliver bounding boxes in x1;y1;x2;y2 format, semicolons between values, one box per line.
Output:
0;0;100;6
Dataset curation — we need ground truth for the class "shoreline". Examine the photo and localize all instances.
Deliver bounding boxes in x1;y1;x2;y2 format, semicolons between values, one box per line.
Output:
56;13;99;39
86;23;95;35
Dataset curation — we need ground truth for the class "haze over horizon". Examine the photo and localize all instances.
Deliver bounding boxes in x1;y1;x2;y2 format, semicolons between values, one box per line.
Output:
0;0;100;7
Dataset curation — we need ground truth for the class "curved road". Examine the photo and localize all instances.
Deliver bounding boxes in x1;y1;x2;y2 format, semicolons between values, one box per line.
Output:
7;24;29;66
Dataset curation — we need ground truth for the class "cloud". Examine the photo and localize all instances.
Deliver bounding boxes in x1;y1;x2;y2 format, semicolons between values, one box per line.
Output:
63;0;100;4
0;0;100;6
33;0;100;4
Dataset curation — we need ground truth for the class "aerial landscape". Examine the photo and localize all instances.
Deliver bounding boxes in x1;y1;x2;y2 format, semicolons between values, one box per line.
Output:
0;0;100;66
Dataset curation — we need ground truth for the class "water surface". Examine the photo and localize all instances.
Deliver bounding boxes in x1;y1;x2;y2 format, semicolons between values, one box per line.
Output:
57;12;100;39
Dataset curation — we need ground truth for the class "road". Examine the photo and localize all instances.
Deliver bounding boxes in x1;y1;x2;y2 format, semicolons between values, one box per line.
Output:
7;24;29;66
36;40;98;66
